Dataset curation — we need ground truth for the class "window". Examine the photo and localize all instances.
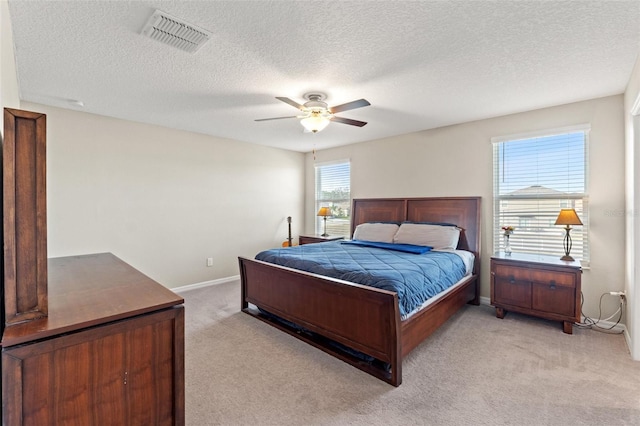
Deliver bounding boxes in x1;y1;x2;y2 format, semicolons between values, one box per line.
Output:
315;161;351;237
493;125;589;261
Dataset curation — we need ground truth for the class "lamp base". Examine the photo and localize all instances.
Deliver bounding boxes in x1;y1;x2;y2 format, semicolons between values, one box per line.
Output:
321;233;329;237
560;228;575;262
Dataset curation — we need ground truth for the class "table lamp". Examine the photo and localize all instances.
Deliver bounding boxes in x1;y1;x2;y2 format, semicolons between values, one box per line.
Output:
554;208;583;261
317;207;331;237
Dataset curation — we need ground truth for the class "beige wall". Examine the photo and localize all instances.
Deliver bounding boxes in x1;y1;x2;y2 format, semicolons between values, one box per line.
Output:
306;95;626;320
22;102;305;288
0;0;20;131
1;0;632;328
624;54;640;359
3;2;303;290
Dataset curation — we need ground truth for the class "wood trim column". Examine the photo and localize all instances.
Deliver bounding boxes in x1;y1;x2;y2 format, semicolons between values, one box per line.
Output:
3;108;48;324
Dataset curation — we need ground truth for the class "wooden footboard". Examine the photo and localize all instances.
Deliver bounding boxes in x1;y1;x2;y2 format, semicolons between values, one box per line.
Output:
239;257;403;386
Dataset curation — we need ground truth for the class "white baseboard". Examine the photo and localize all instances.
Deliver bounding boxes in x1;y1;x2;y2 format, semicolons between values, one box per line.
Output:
582;318;627;335
172;275;240;293
478;296;628;336
624;329;634;358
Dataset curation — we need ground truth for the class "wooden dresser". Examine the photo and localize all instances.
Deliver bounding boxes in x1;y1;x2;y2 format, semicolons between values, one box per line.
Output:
1;253;185;425
490;252;582;334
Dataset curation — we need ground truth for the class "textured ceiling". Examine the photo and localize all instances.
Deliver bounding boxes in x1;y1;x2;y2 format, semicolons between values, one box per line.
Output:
8;0;640;153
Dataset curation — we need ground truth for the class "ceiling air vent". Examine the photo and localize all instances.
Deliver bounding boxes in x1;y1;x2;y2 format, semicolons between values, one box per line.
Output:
141;10;211;53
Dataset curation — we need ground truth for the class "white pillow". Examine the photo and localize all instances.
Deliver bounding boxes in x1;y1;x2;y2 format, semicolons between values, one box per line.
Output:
353;223;399;243
393;223;461;249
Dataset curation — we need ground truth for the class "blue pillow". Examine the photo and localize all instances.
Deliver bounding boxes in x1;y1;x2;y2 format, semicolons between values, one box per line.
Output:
341;240;432;254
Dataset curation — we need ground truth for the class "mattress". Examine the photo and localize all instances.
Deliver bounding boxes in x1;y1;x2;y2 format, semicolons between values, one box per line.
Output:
255;240;472;319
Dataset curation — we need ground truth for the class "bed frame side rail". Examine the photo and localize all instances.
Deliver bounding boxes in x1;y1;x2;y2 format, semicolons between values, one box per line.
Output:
401;274;478;357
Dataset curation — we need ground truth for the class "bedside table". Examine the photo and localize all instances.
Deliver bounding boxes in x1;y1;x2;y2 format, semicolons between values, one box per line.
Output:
298;235;344;245
490;252;582;334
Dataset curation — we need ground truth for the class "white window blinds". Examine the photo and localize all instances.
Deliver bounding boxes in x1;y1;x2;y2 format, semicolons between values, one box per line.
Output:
493;126;589;261
315;161;351;237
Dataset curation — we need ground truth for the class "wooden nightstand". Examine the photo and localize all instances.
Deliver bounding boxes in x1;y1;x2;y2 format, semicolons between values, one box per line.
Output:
490;252;582;334
298;235;344;245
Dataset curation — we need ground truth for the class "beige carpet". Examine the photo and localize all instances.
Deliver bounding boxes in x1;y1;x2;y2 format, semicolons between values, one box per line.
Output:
182;281;640;425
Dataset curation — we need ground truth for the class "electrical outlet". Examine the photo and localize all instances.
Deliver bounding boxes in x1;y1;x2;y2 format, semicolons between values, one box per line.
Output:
609;291;626;303
206;257;213;267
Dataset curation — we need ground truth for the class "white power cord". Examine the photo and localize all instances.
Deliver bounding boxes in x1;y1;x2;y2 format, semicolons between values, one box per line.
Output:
576;292;625;334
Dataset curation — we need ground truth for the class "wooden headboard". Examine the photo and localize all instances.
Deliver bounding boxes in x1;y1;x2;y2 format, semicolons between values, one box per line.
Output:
351;197;481;256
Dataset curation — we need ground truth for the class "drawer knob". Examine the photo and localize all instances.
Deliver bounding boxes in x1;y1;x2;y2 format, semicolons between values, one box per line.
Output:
549;280;556;290
509;275;515;284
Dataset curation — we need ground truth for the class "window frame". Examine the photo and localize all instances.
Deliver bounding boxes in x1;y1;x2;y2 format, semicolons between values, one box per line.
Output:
314;159;351;238
492;124;590;262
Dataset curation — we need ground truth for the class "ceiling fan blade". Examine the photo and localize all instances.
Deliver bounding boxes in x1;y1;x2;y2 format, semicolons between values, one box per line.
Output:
255;116;299;122
329;99;370;114
331;116;368;127
276;97;304;110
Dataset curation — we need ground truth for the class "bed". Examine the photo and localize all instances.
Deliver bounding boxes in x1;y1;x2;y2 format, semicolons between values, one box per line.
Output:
238;197;481;386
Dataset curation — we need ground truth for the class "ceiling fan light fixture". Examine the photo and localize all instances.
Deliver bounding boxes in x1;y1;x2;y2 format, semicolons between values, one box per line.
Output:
256;93;370;132
300;113;331;133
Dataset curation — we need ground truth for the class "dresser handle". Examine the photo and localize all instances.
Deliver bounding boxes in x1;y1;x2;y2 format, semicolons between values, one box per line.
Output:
509;275;515;284
549;280;556;290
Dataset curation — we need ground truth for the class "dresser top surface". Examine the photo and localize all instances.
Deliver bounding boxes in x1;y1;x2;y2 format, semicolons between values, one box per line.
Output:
2;253;184;347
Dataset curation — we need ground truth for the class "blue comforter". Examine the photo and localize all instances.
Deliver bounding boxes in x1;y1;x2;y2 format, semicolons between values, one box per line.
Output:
255;241;467;318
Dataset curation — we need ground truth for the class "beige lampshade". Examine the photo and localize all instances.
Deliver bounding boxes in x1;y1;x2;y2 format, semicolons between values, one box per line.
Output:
554;209;583;226
317;207;331;217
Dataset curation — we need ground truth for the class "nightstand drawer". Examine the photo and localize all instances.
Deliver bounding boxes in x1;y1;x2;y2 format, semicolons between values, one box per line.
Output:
299;236;319;245
493;276;532;309
493;264;530;281
532;283;576;317
299;235;344;245
530;270;575;288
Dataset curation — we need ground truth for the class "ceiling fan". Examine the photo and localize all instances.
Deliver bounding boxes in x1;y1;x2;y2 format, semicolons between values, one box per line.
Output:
255;93;371;133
